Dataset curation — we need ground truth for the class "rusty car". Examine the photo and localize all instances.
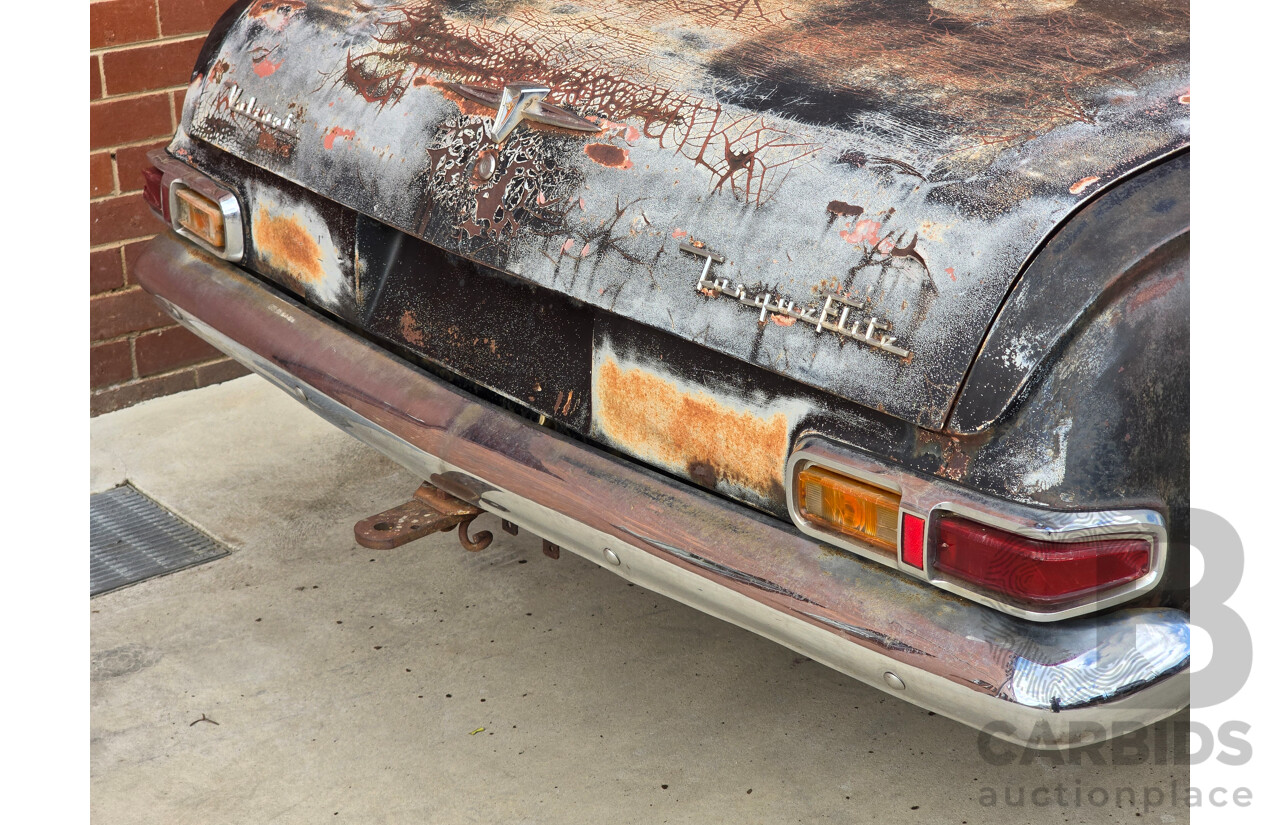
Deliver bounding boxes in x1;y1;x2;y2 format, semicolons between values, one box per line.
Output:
135;0;1190;748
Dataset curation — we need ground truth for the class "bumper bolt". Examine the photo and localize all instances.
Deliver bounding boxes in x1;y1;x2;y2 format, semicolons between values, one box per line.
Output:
603;548;621;566
883;671;906;691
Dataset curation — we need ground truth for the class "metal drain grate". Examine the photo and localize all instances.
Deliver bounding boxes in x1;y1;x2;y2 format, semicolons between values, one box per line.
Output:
90;484;229;597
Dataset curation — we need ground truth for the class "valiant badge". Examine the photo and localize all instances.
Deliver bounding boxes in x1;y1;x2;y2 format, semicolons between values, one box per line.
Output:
221;83;298;137
681;242;911;359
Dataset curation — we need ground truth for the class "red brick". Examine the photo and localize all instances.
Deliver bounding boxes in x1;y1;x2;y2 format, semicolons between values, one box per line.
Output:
90;287;172;341
91;152;114;197
91;194;162;246
91;369;200;416
91;248;125;295
91;93;173;150
135;326;221;377
91;340;134;389
115;140;168;193
102;37;205;97
196;359;251;388
91;56;103;101
90;0;159;50
159;0;225;36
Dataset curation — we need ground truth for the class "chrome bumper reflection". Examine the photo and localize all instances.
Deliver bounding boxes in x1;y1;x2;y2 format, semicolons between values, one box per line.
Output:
135;232;1190;748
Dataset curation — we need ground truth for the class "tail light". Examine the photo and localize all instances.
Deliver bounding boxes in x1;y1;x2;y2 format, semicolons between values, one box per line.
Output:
142;166;167;221
786;438;1166;620
933;516;1151;608
900;513;925;569
796;465;899;554
142;149;244;262
173;187;227;250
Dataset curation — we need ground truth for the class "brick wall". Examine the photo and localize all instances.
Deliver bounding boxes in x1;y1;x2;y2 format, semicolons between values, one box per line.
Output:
90;0;248;416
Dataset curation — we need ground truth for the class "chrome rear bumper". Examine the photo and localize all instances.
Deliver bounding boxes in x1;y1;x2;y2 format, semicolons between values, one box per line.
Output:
135;232;1190;748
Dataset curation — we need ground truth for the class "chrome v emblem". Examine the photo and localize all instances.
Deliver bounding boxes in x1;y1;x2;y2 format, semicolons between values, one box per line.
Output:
446;82;602;143
490;82;551;143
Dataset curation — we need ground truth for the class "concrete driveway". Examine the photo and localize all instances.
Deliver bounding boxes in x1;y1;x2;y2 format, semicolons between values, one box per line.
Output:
91;376;1190;824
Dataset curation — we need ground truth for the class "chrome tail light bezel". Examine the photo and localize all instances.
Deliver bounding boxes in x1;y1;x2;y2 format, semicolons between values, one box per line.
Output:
785;435;1167;621
145;148;244;262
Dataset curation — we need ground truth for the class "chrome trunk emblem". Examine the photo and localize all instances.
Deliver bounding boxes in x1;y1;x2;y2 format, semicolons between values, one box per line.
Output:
446;82;602;143
223;82;297;137
490;82;550;143
680;242;911;359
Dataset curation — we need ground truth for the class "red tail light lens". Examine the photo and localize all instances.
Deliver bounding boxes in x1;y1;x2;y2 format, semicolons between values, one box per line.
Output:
934;517;1150;607
142;165;167;221
901;513;925;569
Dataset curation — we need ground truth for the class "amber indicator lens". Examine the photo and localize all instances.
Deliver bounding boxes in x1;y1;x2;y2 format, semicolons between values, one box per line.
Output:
174;187;226;249
796;465;900;553
934;517;1150;607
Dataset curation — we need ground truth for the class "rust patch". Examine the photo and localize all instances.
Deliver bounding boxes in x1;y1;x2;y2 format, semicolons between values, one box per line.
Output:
436;82;504;118
585;143;633;169
347;2;822;205
915;430;971;481
1127;272;1183;312
254;129;294;158
588;117;642;144
208;59;230;84
1069;175;1100;194
400;310;425;346
930;0;1078;18
415;118;554;241
941;448;971;482
249;0;304;22
253;205;325;284
887;232;928;271
826;200;864;219
595;357;788;500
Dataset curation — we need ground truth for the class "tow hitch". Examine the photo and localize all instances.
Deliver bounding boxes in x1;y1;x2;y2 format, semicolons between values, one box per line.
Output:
354;483;493;552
